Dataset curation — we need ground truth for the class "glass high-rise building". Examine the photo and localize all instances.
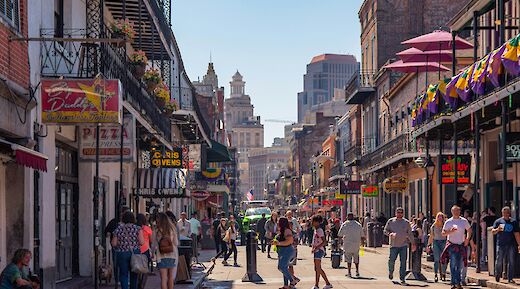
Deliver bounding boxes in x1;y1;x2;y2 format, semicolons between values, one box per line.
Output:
297;54;359;122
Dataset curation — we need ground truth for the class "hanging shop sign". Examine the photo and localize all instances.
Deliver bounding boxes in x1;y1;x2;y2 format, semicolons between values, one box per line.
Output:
150;147;183;168
361;185;379;197
440;155;471;184
503;132;520;162
190;180;208;191
79;117;135;161
335;192;346;200
192;191;210;202
322;199;343;206
340;180;363;194
188;144;202;171
41;77;122;123
382;176;408;193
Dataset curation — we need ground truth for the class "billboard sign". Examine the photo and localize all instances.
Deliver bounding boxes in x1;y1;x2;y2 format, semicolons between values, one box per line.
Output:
440;155;471;184
150;148;183;168
361;185;379;197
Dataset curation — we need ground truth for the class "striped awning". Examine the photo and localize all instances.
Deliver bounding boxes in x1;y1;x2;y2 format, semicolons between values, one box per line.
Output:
133;168;187;198
134;168;187;189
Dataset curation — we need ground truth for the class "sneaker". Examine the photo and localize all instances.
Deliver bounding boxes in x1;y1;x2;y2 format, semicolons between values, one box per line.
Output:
323;285;333;289
508;280;516;284
222;260;228;265
356;272;360;277
389;273;393;280
400;280;407;285
233;262;239;267
311;286;319;289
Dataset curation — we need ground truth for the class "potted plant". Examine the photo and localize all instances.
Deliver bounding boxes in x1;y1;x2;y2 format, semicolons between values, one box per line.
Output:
110;19;135;47
143;68;161;91
129;50;148;79
164;99;178;114
154;83;170;108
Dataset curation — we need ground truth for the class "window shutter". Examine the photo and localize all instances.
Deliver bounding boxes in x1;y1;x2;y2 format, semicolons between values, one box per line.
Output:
0;0;5;17
5;0;12;20
13;0;19;28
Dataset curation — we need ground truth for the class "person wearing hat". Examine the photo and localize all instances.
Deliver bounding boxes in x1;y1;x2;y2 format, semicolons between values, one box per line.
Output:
338;213;364;278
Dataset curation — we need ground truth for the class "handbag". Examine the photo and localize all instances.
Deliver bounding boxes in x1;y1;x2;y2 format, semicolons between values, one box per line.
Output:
223;229;231;243
130;252;149;274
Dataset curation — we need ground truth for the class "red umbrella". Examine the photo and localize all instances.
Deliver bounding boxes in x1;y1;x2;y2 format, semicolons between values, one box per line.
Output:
397;47;453;63
401;30;473;51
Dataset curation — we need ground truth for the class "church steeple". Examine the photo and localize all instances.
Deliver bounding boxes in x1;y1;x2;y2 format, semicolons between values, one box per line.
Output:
230;70;245;97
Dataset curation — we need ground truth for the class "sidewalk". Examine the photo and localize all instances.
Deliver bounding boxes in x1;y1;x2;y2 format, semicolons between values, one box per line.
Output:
364;245;516;289
68;250;215;289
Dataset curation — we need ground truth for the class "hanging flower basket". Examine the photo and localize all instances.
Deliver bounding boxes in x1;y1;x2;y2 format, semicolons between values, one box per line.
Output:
110;19;135;47
129;50;148;79
143;68;161;91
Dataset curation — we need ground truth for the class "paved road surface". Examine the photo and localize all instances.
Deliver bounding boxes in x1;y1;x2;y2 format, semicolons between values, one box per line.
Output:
202;245;484;289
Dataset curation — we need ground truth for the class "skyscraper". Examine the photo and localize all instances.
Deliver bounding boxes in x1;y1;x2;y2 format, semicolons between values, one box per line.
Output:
297;54;359;122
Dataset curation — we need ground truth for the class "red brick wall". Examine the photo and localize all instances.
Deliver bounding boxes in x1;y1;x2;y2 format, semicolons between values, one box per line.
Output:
0;0;29;88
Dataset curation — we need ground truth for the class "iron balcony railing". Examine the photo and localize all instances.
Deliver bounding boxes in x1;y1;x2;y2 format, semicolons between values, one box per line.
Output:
40;28;171;140
344;142;362;166
345;70;376;98
360;134;412;170
172;86;194;111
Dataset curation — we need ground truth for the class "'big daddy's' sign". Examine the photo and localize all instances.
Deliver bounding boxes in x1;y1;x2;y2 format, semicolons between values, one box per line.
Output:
440;155;471;184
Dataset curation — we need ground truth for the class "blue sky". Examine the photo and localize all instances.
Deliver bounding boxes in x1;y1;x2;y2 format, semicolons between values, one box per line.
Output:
173;0;363;146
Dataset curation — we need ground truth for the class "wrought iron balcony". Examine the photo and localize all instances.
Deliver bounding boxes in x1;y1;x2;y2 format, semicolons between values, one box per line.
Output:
172;86;194;111
344;142;361;166
360;134;412;170
40;28;171;140
345;70;376;104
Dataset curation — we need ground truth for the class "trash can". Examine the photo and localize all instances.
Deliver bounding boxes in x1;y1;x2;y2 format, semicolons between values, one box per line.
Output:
179;236;192;274
367;222;376;247
373;223;383;247
331;250;342;269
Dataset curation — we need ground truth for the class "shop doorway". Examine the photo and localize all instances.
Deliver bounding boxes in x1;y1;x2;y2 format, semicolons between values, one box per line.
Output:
55;181;78;281
485;181;513;211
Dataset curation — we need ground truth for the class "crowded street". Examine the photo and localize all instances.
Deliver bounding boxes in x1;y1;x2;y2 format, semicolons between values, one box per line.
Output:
1;0;520;289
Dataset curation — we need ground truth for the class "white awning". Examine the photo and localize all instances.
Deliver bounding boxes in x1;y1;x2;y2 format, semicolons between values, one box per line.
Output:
134;168;186;189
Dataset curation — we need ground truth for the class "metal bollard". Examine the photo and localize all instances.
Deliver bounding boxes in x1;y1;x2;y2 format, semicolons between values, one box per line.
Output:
242;230;263;282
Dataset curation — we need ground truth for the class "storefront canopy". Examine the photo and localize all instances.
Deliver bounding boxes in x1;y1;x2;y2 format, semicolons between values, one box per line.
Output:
133;168;187;198
0;139;48;172
206;140;232;162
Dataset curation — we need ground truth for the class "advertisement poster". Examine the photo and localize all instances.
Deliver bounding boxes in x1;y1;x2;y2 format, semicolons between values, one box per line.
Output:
79;117;135;161
41;77;121;123
189;144;202;171
361;185;379;197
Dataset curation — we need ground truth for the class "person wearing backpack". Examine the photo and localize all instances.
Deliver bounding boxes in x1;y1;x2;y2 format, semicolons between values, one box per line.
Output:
155;212;179;289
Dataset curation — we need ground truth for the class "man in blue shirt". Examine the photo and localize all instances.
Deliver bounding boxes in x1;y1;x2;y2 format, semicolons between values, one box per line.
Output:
492;206;520;284
0;249;39;289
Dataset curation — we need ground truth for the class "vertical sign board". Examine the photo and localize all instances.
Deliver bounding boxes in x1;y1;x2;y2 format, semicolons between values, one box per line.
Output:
188;144;202;171
79;117;135;161
440;155;471;184
41;78;122;123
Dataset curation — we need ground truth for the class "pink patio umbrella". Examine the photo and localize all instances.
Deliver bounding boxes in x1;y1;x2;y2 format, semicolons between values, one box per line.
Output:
401;30;473;51
397;47;453;63
383;60;450;105
397;47;453;82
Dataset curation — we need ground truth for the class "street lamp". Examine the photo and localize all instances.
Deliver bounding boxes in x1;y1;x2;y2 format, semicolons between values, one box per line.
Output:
424;158;435;220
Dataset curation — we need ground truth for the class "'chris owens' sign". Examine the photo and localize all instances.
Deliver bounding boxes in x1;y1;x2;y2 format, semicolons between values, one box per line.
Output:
440;155;471;184
150;148;183;168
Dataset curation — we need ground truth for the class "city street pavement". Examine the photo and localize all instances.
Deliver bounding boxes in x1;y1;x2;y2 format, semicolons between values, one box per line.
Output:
201;245;484;289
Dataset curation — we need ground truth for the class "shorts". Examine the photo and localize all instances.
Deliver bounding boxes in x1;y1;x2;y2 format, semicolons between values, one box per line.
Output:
157;258;176;269
313;250;325;259
290;248;298;265
344;251;360;264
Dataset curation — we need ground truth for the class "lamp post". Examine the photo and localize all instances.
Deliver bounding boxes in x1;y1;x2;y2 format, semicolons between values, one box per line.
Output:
424;158;435;219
